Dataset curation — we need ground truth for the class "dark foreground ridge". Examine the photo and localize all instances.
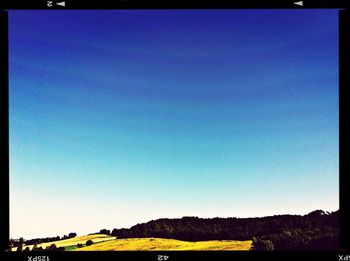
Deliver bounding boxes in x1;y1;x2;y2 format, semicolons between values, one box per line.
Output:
109;210;338;250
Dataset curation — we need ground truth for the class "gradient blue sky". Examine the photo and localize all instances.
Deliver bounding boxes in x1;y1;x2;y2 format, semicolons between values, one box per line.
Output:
9;10;339;239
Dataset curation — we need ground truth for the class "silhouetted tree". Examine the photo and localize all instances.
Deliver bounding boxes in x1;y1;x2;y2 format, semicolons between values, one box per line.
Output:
32;244;38;251
48;244;57;251
86;240;93;246
100;229;110;235
68;233;77;238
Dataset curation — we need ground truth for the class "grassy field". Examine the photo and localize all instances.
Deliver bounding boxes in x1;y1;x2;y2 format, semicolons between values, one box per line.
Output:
14;235;252;251
12;234;115;251
74;237;253;251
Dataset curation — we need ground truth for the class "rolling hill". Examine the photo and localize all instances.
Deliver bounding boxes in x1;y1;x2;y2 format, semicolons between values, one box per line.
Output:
75;237;252;251
11;234;115;251
10;210;338;251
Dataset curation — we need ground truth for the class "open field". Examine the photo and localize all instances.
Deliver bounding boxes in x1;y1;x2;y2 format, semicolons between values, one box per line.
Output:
74;237;253;251
12;235;252;251
12;234;115;251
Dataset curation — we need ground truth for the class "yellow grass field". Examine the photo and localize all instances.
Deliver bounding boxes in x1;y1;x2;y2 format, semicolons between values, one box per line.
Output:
13;234;252;251
74;237;253;251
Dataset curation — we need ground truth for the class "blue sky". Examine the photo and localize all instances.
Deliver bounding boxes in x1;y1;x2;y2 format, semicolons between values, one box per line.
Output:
9;10;339;239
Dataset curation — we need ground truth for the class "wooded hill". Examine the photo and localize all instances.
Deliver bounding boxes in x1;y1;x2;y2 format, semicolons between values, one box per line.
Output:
109;210;338;250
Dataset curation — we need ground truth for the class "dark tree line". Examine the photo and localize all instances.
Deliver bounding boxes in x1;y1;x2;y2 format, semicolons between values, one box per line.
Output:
10;236;60;248
110;210;338;250
10;232;77;249
12;243;65;252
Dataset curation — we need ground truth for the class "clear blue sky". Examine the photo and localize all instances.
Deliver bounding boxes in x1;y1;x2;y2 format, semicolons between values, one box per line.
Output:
9;10;339;239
